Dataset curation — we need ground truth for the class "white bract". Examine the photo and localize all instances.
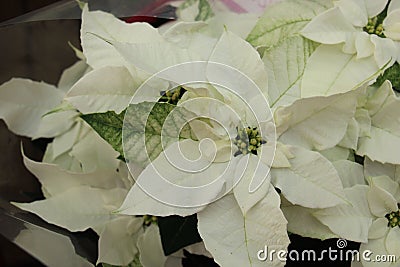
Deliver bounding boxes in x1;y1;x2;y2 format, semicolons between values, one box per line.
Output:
3;0;400;266
359;176;400;267
301;0;400;97
357;81;400;164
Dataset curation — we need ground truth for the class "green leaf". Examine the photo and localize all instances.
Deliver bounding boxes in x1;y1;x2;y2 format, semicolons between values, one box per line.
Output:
81;110;125;156
82;102;196;166
178;0;214;22
123;102;195;166
263;36;318;108
195;0;214;21
246;0;332;48
374;62;400;92
158;215;202;256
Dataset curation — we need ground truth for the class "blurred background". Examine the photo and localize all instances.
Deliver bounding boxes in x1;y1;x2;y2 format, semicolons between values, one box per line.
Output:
0;1;80;266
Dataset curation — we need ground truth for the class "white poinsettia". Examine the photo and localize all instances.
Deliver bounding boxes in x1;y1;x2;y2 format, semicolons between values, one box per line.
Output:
13;151;142;266
118;92;274;217
303;0;399;66
358;81;400;164
358;175;400;267
75;4;268;115
300;0;400;96
0;59;87;139
14;223;93;267
169;0;260;39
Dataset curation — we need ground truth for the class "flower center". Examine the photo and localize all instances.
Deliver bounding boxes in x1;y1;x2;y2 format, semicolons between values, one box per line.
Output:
364;17;385;37
385;209;400;228
143;215;158;226
159;86;186;105
233;127;265;156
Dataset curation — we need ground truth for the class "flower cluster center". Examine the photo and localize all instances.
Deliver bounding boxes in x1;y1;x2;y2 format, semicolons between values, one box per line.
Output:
143;215;158;226
364;17;385;37
233;127;265;156
159;86;186;105
385;209;400;228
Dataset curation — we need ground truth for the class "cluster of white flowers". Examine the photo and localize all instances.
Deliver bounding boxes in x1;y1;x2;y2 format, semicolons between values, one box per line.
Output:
0;0;399;266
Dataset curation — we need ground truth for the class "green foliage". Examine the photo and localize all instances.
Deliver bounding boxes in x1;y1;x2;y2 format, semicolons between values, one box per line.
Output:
82;102;196;166
82;110;125;156
374;62;400;92
195;0;214;21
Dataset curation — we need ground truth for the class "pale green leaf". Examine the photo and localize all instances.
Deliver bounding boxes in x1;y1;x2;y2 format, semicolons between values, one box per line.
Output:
198;191;289;267
122;102;195;166
264;36;318;108
247;0;332;48
81;110;125;156
195;0;214;21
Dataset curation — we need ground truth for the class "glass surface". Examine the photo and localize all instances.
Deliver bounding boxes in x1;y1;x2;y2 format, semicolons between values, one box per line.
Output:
0;1;179;265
